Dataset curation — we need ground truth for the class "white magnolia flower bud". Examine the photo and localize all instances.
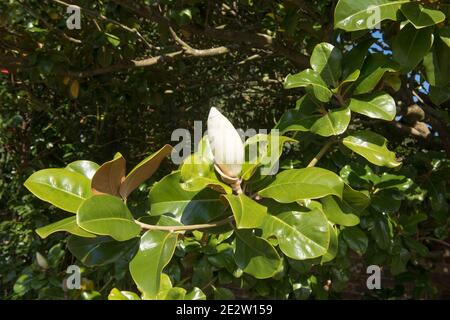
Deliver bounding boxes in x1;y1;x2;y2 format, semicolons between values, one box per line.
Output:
36;252;49;270
207;107;244;178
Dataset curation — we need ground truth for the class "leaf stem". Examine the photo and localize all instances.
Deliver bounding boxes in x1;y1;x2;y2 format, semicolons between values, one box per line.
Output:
134;216;234;232
307;139;336;168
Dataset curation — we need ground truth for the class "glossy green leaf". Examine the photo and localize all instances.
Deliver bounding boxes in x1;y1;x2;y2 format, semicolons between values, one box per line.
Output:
321;195;360;226
36;216;95;239
185;287;207;300
343;130;401;167
258;168;344;203
108;288;141;300
352;54;398;95
321;223;338;264
348;92;396;121
119;144;173;199
222;194;267;229
342;184;371;212
393;24;434;72
310;43;343;87
401;2;445;29
424;38;450;87
241;134;296;180
261;202;330;260
341;39;374;80
129;230;178;297
335;0;408;31
275;109;319;134
234;229;282;279
77;194;141;241
375;173;413;191
284;69;333;102
342;226;368;255
67;235;138;267
66;160;99;180
275;95;321;134
439;26;450;48
24;168;92;213
310;107;351;137
149;171;227;225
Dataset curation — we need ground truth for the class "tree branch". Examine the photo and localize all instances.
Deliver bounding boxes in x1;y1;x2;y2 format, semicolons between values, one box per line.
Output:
307;139;336;167
110;0;309;67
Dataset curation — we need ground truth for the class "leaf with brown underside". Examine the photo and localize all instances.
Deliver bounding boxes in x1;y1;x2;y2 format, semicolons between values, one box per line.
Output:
119;144;173;199
91;153;126;197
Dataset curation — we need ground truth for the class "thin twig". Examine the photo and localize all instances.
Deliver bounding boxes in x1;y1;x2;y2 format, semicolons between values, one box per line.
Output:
307;139;336;167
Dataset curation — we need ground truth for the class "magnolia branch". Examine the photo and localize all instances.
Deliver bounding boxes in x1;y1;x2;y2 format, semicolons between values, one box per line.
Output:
134;216;234;232
307;139;336;167
110;0;309;67
68;42;233;78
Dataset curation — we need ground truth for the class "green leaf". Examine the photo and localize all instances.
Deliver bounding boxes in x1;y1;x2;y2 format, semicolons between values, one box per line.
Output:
242;134;296;180
120;144;173;199
429;85;450;105
275;95;321;134
424;38;450;88
343;130;401;167
310;43;343;87
67;235;138;267
213;286;235;300
352;54;398;95
129;230;178;297
321;196;360;226
348;92;396;121
342;226;368;255
334;0;408;31
321;223;338;264
439;26;450;48
36;216;96;239
66;160;99;180
149;171;227;225
77;194;141;241
261;202;330;260
370;215;392;250
108;288;141;300
105;33;120;47
393;24;434;72
258;168;344;203
310;107;351;137
342;184;371;212
24;168;92;213
185;287;206;300
275;109;319;134
371;190;402;213
284;69;333;102
400;2;445;29
375;173;413;191
403;237;429;257
222;194;267;229
91;152;126;197
341;39;374;80
390;246;410;275
234;229;282;279
180;136;232;194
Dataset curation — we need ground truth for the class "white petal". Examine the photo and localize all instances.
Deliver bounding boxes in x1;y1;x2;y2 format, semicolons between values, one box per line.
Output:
207;107;244;178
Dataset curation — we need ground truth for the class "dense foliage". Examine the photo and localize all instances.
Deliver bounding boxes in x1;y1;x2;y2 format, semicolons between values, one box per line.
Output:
1;0;449;300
